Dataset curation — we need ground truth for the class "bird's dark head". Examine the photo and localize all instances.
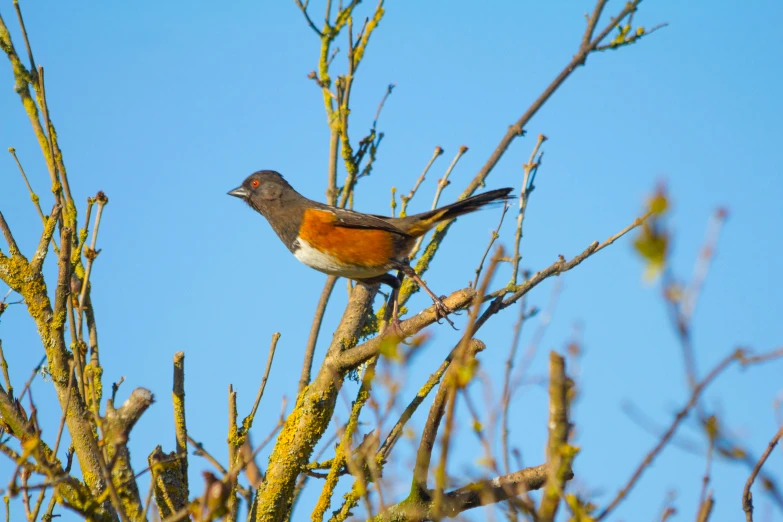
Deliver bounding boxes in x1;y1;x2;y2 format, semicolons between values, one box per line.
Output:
227;170;298;212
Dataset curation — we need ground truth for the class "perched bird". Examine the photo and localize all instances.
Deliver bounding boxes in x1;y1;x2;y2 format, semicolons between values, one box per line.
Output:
228;170;512;329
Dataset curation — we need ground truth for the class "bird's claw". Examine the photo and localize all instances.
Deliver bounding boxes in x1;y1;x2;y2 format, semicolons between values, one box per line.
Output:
433;298;458;330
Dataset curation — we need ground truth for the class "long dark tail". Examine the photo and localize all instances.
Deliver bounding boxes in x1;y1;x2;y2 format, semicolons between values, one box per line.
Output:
404;187;513;236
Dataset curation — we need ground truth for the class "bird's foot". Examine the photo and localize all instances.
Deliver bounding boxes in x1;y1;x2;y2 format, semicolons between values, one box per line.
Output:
432;295;458;330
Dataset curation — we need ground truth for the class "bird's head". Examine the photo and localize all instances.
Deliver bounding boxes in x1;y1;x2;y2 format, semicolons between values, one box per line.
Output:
227;170;295;211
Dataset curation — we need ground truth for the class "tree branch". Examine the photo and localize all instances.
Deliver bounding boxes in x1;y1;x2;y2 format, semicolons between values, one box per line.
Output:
596;348;765;521
172;351;188;495
742;426;783;522
537;352;574;521
338;289;477;370
412;339;485;493
300;277;336;395
373;463;560;522
29;203;61;274
254;283;377;522
0;211;20;256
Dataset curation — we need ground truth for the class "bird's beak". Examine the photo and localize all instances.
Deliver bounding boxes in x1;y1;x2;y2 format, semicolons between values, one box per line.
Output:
227;186;249;198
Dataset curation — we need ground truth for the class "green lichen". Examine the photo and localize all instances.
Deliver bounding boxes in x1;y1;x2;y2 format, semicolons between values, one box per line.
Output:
255;381;339;521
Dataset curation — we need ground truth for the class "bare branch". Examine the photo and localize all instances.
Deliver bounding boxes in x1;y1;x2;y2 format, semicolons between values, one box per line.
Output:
537;352;574;521
51;361;75;459
581;0;609;51
413;339;486;492
407;146;469;263
12;1;36;74
0;212;20;256
742;426;783;522
0;341;12;397
596;348;751;520
473;202;509;288
293;0;324;36
511;134;546;285
172;351;188;494
188;436;227;475
697;494;714;522
697;416;716;517
738;347;783;366
7;148;50;243
374;463;559;521
243;332;281;433
377;355;450;463
345;213;647;371
76;192;108;342
29;203;61;274
312;356;380;520
300;277;336;395
400;146;444;217
255;283;377;521
338;289;477;370
452;0;662;235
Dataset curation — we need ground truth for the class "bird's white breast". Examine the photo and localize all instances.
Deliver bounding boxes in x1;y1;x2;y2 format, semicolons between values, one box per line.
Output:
292;238;388;279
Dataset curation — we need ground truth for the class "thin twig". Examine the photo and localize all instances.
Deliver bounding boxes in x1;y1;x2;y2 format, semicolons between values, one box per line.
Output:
501;299;527;476
0;212;20;256
742;426;783;522
461;390;498;473
76;193;107;341
473;203;509;288
400;146;444;217
739;347;783;365
433;249;502;515
342;212;649;371
300;277;337;396
37;66;73;207
243;332;281;433
697;416;715;515
29;487;46;522
511;134;546;285
188;436;228;475
8;148;57;252
409;146;468;260
17;356;46;404
142;477;155;521
0;341;13;398
293;0;324;36
595;22;669;51
507;281;561;397
682;208;727;322
581;0;609;51
377;356;450;462
12;1;36;74
596;349;747;520
453;0;659;220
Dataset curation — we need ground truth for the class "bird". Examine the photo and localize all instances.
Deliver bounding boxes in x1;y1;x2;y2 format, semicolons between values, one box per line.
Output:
228;170;512;330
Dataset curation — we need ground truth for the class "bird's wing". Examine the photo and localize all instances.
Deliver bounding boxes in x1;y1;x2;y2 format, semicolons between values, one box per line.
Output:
327;207;413;238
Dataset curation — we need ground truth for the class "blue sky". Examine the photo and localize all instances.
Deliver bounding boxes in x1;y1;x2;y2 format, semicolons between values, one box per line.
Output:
1;1;782;520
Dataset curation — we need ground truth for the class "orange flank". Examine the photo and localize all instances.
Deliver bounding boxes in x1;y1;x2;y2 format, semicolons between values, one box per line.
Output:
298;209;396;268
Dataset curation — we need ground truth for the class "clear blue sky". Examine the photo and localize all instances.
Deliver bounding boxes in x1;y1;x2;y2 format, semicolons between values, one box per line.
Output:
1;1;782;520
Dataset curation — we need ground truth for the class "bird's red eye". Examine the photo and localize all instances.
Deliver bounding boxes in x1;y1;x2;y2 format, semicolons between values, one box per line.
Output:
251;179;260;188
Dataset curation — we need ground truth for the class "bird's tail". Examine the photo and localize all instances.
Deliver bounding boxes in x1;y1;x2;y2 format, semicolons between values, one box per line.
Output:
403;187;513;237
